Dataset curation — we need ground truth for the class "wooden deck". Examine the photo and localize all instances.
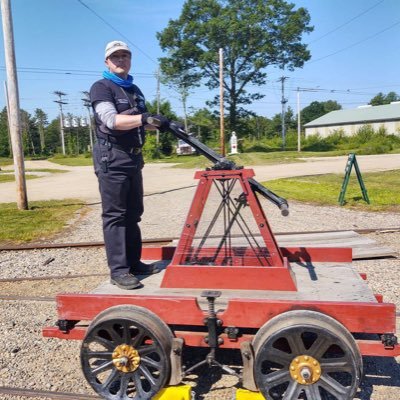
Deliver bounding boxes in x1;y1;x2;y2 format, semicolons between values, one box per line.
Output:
92;260;377;310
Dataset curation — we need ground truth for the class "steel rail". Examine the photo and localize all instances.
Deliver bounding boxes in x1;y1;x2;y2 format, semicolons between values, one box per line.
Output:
0;227;399;252
0;386;99;399
0;295;55;301
0;272;107;283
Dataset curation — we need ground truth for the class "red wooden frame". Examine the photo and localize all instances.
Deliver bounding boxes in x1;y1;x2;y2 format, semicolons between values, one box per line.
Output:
161;169;296;290
43;293;399;357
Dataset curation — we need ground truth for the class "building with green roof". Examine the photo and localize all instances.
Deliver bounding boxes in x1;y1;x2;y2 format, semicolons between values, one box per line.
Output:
304;102;400;137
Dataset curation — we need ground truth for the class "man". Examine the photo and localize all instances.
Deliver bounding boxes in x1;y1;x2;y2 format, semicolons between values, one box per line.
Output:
90;40;169;289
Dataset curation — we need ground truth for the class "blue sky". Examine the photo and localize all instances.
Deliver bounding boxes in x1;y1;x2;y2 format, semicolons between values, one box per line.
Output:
0;0;399;122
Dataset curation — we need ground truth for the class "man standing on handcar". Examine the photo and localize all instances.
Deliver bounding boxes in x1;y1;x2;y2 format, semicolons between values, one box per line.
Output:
90;40;169;289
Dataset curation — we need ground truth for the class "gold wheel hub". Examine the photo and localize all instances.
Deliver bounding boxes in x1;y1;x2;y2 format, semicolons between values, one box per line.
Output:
289;355;321;385
112;344;141;373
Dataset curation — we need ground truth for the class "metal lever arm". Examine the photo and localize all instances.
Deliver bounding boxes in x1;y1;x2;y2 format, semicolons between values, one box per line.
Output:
149;119;289;215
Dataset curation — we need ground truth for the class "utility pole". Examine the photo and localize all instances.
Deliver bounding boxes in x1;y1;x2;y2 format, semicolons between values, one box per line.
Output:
219;48;225;156
53;91;67;155
278;76;288;151
1;0;28;209
81;91;94;151
297;87;301;152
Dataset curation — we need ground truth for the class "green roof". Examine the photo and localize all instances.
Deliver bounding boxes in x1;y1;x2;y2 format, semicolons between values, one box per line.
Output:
304;102;400;127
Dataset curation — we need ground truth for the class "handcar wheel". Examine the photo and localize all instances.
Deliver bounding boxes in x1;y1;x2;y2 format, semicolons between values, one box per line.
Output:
81;305;173;400
252;310;363;400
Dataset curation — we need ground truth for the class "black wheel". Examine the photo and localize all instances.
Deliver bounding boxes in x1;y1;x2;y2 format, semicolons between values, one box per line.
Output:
81;305;173;399
252;310;363;400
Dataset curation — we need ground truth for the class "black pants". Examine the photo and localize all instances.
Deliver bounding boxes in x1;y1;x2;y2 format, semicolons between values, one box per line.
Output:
93;142;144;278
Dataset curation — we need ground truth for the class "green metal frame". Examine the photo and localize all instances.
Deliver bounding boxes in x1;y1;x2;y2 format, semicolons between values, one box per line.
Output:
338;153;370;206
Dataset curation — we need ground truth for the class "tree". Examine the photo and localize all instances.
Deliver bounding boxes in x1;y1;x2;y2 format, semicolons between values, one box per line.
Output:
157;0;313;130
301;100;342;125
34;108;48;153
369;91;400;106
146;99;179;156
20;110;39;156
45;118;62;154
0;107;11;157
188;107;219;142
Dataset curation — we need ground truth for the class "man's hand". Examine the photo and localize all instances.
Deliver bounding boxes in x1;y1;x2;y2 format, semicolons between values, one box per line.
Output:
141;113;170;131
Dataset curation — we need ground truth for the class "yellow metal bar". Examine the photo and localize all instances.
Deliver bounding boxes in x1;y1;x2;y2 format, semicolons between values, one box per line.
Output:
236;388;265;399
154;385;192;400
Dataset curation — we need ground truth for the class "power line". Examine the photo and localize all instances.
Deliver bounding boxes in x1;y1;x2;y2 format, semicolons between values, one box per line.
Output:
77;0;157;64
0;65;155;77
308;0;385;44
309;19;400;64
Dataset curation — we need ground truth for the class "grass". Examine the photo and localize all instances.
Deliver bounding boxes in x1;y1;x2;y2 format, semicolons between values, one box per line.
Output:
0;169;67;183
156;151;313;169
0;157;13;167
49;155;93;166
0;200;86;244
263;169;400;212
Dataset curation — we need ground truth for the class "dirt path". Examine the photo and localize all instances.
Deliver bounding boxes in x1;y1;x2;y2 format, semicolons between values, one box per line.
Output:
1;153;400;203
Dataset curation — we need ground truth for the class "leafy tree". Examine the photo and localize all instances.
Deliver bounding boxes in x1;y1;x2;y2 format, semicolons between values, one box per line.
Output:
34;108;48;153
0;107;10;157
20;110;40;156
369;91;400;106
157;0;313;131
188;107;219;142
45;118;62;154
145;99;179;156
301;100;342;125
238;115;272;141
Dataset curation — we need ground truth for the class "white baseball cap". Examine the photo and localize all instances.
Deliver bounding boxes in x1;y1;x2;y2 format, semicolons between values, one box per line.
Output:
105;41;131;59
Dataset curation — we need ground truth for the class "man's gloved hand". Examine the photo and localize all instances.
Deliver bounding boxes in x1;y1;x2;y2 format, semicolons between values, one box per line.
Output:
141;113;170;131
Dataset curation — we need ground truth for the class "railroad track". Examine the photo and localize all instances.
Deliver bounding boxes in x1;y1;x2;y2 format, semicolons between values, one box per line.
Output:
0;386;99;399
1;227;399;252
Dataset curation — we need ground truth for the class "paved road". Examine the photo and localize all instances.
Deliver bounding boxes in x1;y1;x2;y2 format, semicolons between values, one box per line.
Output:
1;153;400;203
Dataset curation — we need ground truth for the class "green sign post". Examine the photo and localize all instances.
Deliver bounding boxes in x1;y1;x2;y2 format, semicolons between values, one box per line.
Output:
338;153;370;206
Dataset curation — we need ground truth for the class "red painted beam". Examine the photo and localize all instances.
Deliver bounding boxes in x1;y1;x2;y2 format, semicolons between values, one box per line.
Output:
357;340;400;357
220;298;397;333
55;294;206;325
160;264;297;291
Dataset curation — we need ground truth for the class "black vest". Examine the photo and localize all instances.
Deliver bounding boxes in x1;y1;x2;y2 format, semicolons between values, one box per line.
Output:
90;79;147;148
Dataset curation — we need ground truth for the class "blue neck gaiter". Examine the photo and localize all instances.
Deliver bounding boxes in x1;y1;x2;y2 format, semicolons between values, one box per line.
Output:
103;70;134;88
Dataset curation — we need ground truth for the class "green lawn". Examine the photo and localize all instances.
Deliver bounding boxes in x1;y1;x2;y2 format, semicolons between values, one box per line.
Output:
263;169;400;212
0;169;67;183
0;200;86;244
49;155;94;166
0;157;13;167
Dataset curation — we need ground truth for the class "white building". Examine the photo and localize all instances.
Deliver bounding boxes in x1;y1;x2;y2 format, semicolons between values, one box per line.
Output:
304;102;400;138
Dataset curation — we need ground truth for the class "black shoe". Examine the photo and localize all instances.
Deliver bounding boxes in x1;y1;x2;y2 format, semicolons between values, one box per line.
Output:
130;261;160;275
110;273;142;290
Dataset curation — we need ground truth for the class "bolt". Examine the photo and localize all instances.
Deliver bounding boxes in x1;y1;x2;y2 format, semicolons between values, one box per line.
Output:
300;367;312;380
313;361;318;366
304;356;309;361
290;366;295;371
295;358;299;363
